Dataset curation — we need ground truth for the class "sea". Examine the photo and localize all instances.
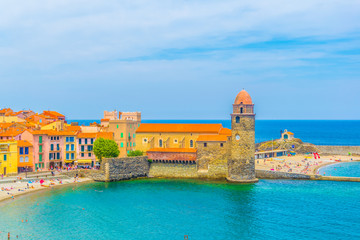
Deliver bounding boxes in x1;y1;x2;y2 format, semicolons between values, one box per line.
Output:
68;120;360;145
0;179;360;240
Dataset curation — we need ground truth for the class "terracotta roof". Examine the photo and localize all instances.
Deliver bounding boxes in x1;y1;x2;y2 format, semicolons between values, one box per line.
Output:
43;111;65;117
0;128;25;137
66;126;81;131
147;148;197;153
17;140;33;147
77;132;114;140
196;135;228;142
219;128;231;136
101;118;110;122
234;89;253;105
136;124;223;133
286;132;294;135
0;123;15;129
31;130;77;136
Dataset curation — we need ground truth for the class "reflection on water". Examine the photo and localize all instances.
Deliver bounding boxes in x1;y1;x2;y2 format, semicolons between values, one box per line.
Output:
0;179;360;240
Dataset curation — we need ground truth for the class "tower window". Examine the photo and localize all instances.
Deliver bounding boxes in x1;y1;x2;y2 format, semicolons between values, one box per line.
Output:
220;143;223;147
204;143;207;147
159;139;163;147
236;116;240;123
190;140;194;148
240;107;244;113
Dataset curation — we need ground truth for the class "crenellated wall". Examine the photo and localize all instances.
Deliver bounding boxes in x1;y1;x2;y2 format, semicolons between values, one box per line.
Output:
317;146;360;155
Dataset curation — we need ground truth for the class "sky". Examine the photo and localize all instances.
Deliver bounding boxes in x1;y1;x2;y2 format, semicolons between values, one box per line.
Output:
0;0;359;120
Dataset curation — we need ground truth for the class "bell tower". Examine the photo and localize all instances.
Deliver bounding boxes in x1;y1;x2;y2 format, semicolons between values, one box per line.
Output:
227;89;258;183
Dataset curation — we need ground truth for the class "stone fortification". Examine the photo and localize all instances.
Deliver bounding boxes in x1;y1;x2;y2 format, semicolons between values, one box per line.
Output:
317;146;360;155
149;162;198;178
102;156;149;181
255;170;311;180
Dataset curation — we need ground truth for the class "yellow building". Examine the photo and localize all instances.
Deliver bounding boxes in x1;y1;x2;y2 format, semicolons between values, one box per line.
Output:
0;140;18;176
135;123;231;153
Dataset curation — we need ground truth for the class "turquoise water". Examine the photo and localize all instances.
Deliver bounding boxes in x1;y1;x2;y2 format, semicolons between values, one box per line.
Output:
319;161;360;177
68;119;360;146
1;179;360;240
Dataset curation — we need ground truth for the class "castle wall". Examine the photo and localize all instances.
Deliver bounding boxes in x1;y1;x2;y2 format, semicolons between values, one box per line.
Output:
149;162;198;178
197;141;229;179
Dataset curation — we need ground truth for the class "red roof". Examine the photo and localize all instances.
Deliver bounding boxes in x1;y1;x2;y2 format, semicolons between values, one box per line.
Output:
136;124;223;134
77;132;114;140
196;135;228;142
17;140;33;147
234;89;253;105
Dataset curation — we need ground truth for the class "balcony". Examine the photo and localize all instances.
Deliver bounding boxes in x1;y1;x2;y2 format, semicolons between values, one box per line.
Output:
50;148;62;152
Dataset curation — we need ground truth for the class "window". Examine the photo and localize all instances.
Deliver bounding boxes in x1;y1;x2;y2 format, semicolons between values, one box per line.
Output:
71;153;74;160
133;134;135;138
81;153;84;157
127;142;129;147
240;107;244;113
81;146;84;152
79;139;82;144
220;143;224;147
71;144;74;151
70;137;74;142
159;139;163;148
51;137;53;140
91;138;94;144
49;153;52;160
39;154;42;162
204;143;207;147
174;139;178;144
85;139;87;144
130;142;132;147
39;145;43;153
25;147;29;154
57;136;59;140
121;133;123;138
19;147;24;155
143;138;147;143
117;124;119;129
133;142;136;147
57;144;60;150
56;153;60;159
39;136;42;143
20;156;24;162
66;145;69;151
121;142;124;148
88;153;91;157
3;155;7;161
66;153;69;160
25;156;29;162
190;140;194;148
236;116;240;123
51;144;54;151
88;145;93;151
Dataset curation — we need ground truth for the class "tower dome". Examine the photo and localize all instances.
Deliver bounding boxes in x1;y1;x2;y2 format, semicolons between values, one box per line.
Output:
234;90;252;105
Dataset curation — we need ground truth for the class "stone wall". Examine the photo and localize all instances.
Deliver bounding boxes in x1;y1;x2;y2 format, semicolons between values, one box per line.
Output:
197;141;229;179
102;156;150;181
317;146;360;155
256;170;311;179
149;162;198;178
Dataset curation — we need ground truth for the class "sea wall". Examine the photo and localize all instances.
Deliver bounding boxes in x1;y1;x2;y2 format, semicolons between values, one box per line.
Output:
149;162;198;178
102;156;150;182
256;170;311;179
317;146;360;155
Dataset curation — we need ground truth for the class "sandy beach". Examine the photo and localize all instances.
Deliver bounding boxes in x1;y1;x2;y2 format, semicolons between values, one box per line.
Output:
0;177;93;203
255;154;360;175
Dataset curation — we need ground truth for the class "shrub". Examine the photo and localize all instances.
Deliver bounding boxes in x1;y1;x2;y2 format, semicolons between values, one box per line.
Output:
127;150;144;157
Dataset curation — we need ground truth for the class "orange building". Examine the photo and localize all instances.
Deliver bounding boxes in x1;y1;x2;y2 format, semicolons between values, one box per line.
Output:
17;140;34;173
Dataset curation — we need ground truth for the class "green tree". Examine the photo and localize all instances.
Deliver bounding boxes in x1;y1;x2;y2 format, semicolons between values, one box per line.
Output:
93;138;120;162
127;150;143;157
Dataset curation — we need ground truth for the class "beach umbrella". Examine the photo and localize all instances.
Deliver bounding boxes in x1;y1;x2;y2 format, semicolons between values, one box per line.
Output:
40;179;44;184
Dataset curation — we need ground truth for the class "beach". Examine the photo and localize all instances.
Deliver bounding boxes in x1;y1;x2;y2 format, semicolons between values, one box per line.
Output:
0;177;93;203
255;154;360;175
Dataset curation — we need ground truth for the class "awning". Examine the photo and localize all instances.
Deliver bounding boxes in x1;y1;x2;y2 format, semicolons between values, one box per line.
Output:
77;159;93;164
64;160;74;163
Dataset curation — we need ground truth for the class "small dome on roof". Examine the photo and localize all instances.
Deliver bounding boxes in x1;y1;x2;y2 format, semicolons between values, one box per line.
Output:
234;89;253;105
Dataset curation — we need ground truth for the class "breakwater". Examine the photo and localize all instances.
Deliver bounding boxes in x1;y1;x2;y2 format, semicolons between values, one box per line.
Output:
317;145;360;155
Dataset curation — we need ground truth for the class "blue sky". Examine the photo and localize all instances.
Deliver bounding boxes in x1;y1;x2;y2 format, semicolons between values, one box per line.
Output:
0;0;359;120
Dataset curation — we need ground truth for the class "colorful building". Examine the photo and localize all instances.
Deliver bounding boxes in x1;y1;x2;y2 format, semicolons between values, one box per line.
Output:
0;140;18;176
17;140;34;173
76;132;114;167
102;111;141;157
